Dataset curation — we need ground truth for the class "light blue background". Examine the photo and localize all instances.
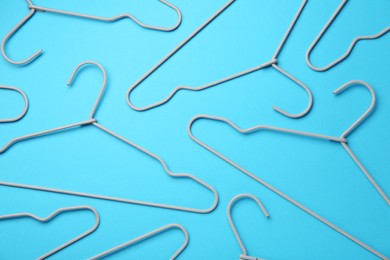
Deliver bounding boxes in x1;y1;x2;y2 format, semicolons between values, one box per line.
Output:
0;0;389;259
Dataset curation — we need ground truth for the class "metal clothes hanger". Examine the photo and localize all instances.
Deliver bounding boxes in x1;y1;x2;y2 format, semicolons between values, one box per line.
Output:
227;194;268;260
0;205;100;259
187;84;389;259
305;0;390;72
126;0;313;119
89;223;188;260
189;80;389;206
0;61;218;214
0;85;29;123
1;0;182;65
227;193;390;260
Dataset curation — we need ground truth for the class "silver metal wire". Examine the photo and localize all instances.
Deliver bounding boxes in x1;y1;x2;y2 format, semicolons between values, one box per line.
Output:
305;0;390;72
1;1;388;258
125;0;236;111
89;223;189;260
0;85;29;123
0;119;96;153
227;194;268;260
188;80;389;207
126;0;313;119
334;80;376;139
0;61;218;214
188;81;389;259
188;116;388;259
0;205;100;259
67;61;107;119
1;0;182;65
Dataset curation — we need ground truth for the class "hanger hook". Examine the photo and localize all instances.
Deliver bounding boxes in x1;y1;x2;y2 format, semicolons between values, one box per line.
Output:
188;116;389;259
333;80;376;138
0;85;29;123
1;8;42;65
227;194;269;259
67;61;107;119
271;64;313;118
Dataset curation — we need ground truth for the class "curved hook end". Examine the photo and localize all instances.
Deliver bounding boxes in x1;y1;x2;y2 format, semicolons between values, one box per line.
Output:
271;65;313;119
332;80;376;138
0;85;29;123
67;69;78;87
1;47;42;66
23;49;43;65
227;194;270;256
1;9;42;66
66;61;107;119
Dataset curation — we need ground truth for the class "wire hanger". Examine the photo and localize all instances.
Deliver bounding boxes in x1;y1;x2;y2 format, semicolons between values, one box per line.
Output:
187;85;389;259
0;85;29;123
306;0;390;72
1;0;182;66
190;117;388;259
0;205;100;259
0;61;218;214
227;193;389;260
189;80;389;206
227;194;268;260
126;0;313;119
89;223;188;260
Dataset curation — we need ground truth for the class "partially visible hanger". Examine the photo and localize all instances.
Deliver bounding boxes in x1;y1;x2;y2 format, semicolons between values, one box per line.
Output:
0;85;29;123
306;0;390;72
1;0;182;65
227;194;268;260
0;61;218;214
189;80;389;207
227;193;390;260
0;205;100;259
126;0;313;119
89;223;188;260
188;84;389;259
